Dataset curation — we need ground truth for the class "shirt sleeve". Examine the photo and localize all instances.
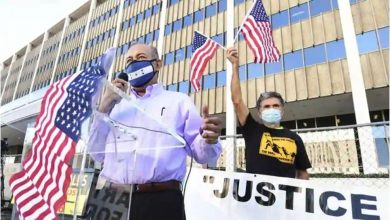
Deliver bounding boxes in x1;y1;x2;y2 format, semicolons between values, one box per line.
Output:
182;98;222;164
87;114;112;163
294;135;312;170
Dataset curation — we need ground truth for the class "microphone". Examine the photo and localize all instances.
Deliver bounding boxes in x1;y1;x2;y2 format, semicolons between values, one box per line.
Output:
117;72;129;82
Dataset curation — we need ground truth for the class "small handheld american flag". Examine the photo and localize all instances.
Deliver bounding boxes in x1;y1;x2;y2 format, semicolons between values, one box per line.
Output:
8;48;114;220
190;31;220;92
240;0;280;63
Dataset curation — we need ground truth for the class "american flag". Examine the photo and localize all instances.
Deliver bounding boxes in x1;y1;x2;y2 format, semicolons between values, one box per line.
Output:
240;0;280;63
8;64;106;219
190;31;220;92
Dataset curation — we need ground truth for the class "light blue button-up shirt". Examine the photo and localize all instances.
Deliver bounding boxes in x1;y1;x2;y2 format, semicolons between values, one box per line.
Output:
87;83;221;184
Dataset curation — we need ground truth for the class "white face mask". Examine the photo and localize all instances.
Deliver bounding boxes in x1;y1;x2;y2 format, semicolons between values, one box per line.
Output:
261;108;282;124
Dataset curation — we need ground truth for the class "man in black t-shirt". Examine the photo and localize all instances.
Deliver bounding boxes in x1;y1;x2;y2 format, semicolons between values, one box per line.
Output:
226;48;311;179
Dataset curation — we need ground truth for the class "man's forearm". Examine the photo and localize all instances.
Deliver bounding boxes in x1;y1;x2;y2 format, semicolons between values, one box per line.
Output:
231;63;243;105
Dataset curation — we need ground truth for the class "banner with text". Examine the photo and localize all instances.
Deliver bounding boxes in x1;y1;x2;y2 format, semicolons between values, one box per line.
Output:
185;168;389;220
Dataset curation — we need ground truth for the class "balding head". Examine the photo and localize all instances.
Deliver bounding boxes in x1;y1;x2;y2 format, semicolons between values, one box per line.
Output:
125;43;160;65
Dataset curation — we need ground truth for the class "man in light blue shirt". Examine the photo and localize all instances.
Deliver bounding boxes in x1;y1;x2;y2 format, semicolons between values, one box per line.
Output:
88;43;222;220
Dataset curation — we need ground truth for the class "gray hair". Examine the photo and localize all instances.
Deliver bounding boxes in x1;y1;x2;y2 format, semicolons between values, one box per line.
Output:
129;43;159;59
256;91;285;109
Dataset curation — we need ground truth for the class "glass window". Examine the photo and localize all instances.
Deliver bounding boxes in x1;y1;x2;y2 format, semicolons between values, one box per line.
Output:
331;0;339;9
145;32;153;43
175;48;185;61
173;19;182;32
239;65;246;81
336;114;356;126
316;116;336;127
384;109;389;121
206;3;217;18
122;43;129;55
297;118;315;129
310;0;332;17
165;23;172;35
290;3;309;24
138;36;145;44
378;27;389;49
145;8;152;18
234;0;245;5
281;120;296;129
357;31;378;54
169;0;179;6
168;84;177;91
153;3;161;15
265;60;283;74
203;74;216;89
137;13;144;23
217;70;226;87
376;138;389;167
154;29;160;40
304;44;326;66
179;80;189;93
248;63;264;79
284;50;303;71
183;14;193;27
211;34;223;45
326;39;346;61
271;10;289;29
370;111;384;122
186;45;193;58
165;52;174;65
129;17;136;26
194;9;204;23
218;0;227;12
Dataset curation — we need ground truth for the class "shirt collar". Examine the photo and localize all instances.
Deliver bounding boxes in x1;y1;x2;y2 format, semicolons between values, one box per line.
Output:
130;83;164;99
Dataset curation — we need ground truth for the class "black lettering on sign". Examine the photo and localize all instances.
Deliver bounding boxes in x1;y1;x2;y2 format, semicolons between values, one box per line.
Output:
102;188;117;203
213;178;230;198
116;192;130;208
306;188;314;213
233;179;252;202
351;194;379;220
97;207;111;220
255;182;275;206
319;191;347;217
279;184;301;210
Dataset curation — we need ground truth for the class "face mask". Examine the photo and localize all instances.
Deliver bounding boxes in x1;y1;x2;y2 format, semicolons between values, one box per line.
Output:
261;108;282;124
125;59;156;87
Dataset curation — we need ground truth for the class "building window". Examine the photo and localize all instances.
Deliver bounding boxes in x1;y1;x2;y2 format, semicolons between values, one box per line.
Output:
129;17;136;26
165;23;172;35
137;12;144;23
357;31;378;54
218;0;227;12
183;14;193;27
304;44;326;66
290;3;309;24
239;65;246;81
217;70;226;87
186;45;193;58
145;32;153;43
175;48;185;61
168;84;177;91
194;9;204;23
336;114;356;126
145;8;152;18
179;80;189;93
284;50;303;71
378;27;389;49
297;118;316;129
247;63;264;79
384;109;389;121
316;116;336;127
271;10;289;29
310;0;332;17
152;3;161;15
281;120;296;129
173;19;182;32
206;3;217;18
165;52;174;65
265;60;283;74
203;74;216;90
326;39;346;61
370;111;384;122
234;0;245;5
154;29;160;41
211;34;223;45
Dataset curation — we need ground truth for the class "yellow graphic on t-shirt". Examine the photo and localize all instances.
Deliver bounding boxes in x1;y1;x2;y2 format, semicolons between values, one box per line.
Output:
259;132;297;164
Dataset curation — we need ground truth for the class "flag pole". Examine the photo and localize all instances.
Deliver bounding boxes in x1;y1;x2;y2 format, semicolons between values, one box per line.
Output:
233;0;258;43
194;30;227;50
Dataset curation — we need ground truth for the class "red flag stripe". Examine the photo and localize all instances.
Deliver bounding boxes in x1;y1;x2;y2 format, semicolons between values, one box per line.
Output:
191;43;219;91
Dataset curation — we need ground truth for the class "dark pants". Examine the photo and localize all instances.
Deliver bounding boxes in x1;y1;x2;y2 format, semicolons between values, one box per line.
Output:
129;189;186;220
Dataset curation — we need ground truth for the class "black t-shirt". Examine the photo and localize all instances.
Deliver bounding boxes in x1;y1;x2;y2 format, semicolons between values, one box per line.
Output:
240;114;312;178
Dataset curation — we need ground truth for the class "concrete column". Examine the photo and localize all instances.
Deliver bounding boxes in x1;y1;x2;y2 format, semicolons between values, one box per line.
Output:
29;31;49;94
12;44;32;101
0;55;17;102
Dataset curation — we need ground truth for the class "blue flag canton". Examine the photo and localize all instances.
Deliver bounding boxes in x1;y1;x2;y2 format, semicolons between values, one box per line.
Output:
55;66;105;142
250;0;269;22
192;32;208;53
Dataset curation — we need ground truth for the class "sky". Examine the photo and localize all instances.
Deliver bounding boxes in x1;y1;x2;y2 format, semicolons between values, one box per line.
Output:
0;0;88;62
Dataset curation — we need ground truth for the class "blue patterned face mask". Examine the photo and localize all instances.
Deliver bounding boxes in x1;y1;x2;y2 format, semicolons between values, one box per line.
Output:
125;59;156;87
261;108;282;124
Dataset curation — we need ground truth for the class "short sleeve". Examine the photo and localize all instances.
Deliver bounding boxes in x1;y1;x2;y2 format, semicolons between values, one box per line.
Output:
294;135;312;170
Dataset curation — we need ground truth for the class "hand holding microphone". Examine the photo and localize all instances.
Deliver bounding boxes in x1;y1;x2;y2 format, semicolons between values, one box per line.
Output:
98;72;129;113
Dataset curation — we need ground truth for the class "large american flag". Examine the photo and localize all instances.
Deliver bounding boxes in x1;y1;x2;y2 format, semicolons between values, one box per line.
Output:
8;65;106;219
190;31;220;92
240;0;280;63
